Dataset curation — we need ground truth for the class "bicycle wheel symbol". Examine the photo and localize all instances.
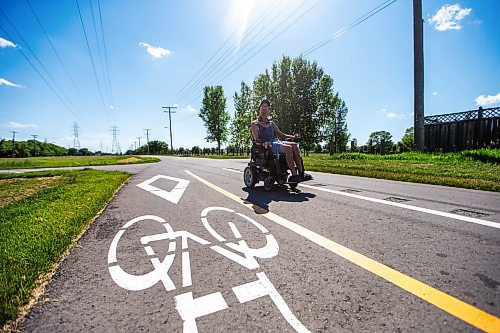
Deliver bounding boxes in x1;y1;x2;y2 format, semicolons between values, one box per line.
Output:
107;208;309;332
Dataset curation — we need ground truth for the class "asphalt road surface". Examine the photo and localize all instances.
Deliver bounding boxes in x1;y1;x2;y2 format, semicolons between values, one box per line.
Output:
17;157;500;332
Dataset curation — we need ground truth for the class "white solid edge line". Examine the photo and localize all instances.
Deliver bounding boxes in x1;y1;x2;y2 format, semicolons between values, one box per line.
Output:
222;168;500;230
299;183;500;230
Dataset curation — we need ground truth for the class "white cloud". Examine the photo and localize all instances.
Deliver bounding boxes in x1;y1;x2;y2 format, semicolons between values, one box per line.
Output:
475;93;500;106
387;112;405;120
7;121;37;129
185;105;197;113
0;77;23;87
428;4;471;31
139;42;172;58
432;92;438;96
0;37;16;48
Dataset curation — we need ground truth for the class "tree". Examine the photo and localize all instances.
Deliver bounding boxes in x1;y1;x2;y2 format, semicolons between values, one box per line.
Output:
148;140;169;155
331;101;349;153
79;148;92;156
367;131;394;154
191;146;201;155
250;55;348;154
133;141;168;155
199;85;229;152
399;127;414;152
68;148;79;156
230;81;253;152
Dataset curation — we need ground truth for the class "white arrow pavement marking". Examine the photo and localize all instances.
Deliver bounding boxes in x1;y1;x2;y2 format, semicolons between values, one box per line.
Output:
137;174;190;204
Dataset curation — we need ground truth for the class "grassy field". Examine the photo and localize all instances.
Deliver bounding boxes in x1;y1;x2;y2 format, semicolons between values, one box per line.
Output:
302;149;500;192
183;148;500;192
0;155;159;169
0;169;130;327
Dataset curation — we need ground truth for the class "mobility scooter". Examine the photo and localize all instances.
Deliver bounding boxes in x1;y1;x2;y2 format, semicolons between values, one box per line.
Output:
243;137;307;192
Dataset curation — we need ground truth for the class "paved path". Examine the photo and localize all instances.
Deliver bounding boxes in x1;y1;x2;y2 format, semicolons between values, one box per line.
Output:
18;157;500;332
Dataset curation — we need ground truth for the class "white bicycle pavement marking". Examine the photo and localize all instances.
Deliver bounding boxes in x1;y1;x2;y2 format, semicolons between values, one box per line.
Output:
107;208;309;332
136;174;190;204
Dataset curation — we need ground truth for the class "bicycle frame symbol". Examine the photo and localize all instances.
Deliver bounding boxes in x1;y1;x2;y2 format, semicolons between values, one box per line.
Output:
108;207;310;332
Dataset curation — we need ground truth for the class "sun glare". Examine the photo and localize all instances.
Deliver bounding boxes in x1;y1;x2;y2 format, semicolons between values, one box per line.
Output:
225;0;258;48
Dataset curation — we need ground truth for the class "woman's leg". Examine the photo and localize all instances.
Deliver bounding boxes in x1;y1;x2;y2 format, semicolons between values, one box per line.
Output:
288;142;312;180
278;145;297;175
290;143;303;174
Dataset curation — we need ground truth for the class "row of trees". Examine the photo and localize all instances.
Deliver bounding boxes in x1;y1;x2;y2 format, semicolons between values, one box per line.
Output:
125;140;169;155
0;139;109;157
199;55;349;154
358;127;414;154
0;139;68;158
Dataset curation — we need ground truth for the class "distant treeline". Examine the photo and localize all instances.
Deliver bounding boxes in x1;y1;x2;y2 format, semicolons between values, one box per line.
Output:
0;139;96;157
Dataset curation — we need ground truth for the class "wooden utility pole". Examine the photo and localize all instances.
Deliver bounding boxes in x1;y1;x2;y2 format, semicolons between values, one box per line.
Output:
162;106;177;154
31;134;38;156
413;0;425;151
144;129;151;154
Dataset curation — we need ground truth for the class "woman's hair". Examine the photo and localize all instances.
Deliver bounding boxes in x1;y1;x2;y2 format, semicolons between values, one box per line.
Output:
259;99;271;108
258;99;271;123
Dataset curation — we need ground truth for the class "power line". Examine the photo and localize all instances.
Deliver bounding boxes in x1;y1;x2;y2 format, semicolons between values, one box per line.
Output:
75;0;109;122
180;1;317;107
213;2;318;90
0;8;78;111
167;1;283;107
25;0;94;127
89;0;107;94
171;0;292;107
96;0;114;109
149;2;289;132
302;0;399;56
0;22;84;124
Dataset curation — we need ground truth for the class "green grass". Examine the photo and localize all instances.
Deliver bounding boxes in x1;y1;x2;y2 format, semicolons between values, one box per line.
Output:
182;148;500;192
302;149;500;192
0;155;160;170
0;169;130;326
177;154;250;159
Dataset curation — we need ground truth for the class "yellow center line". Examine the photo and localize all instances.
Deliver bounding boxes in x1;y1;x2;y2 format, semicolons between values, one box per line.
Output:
185;170;500;333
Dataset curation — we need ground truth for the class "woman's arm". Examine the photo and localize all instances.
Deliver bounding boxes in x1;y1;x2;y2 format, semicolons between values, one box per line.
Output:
273;123;293;140
250;122;261;143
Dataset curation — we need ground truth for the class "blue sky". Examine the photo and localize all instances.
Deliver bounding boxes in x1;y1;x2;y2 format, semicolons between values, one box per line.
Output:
1;0;499;152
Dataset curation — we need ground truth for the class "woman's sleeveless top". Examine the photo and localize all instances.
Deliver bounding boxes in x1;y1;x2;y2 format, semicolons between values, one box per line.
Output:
257;121;276;142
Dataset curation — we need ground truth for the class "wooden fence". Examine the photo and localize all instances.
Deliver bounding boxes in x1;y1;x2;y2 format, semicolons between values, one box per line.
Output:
424;106;500;152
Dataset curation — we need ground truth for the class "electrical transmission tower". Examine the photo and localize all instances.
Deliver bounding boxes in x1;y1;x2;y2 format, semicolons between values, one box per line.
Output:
73;122;81;149
111;126;121;154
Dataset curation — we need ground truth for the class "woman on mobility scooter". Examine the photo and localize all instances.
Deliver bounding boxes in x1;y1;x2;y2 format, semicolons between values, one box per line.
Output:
245;99;312;190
